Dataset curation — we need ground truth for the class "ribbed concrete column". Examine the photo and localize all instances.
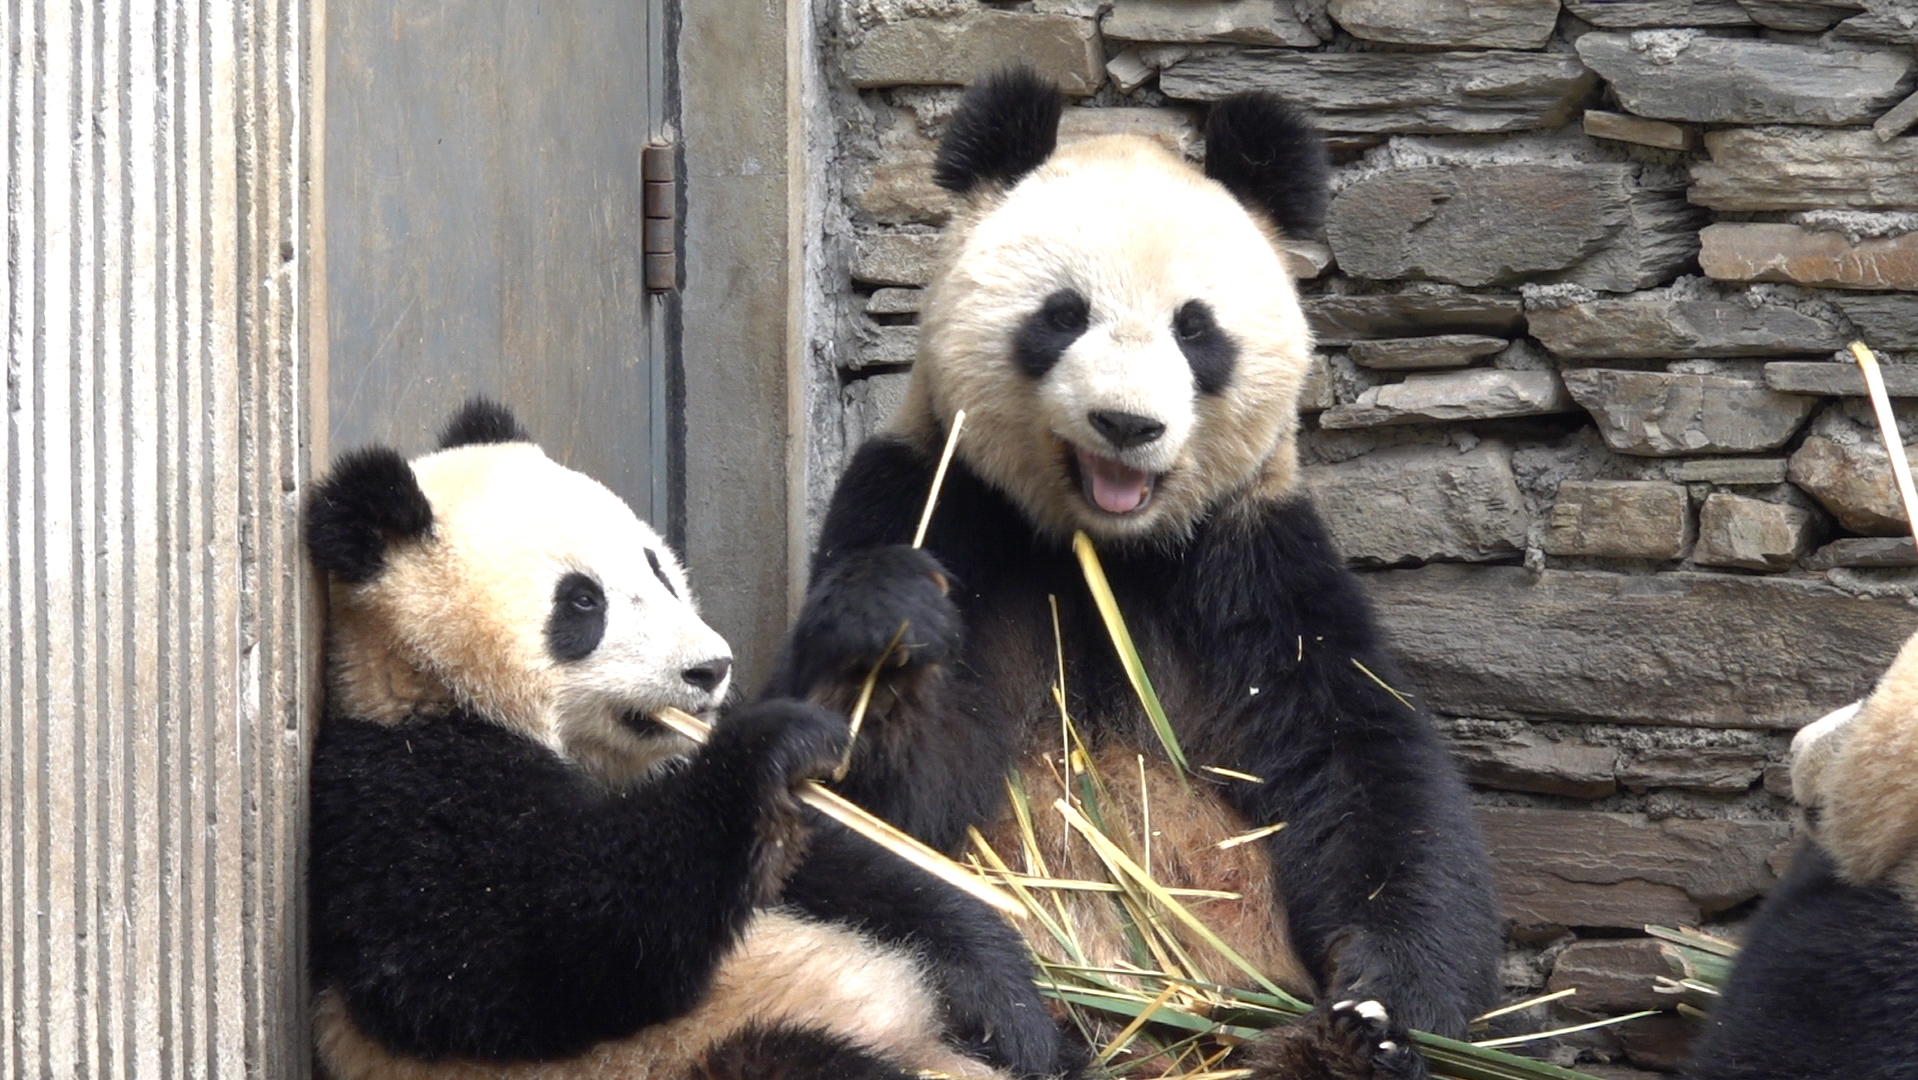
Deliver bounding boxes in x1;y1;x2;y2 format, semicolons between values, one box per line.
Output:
2;1;323;1076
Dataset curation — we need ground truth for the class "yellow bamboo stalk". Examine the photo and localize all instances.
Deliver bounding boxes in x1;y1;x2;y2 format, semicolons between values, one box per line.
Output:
652;706;1022;919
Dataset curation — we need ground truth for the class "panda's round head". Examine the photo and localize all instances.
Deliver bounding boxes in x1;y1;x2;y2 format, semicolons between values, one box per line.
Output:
900;68;1329;546
305;400;731;785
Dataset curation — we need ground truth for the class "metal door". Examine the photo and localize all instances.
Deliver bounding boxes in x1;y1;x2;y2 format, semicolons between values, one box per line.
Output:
326;0;672;525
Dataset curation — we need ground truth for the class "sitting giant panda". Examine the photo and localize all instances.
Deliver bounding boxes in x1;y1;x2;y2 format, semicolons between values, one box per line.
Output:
1686;633;1918;1080
769;71;1501;1077
305;400;1071;1080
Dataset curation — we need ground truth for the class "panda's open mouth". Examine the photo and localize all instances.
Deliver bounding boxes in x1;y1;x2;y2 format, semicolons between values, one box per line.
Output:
1067;445;1159;516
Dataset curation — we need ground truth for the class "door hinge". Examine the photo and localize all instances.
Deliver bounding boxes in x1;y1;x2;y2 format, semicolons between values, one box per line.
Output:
642;141;677;293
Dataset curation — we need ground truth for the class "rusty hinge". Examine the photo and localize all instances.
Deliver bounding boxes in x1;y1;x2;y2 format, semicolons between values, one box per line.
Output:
642;141;676;293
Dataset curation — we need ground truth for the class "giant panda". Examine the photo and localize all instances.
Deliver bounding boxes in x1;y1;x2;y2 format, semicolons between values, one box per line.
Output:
305;400;1072;1080
766;71;1502;1078
1685;632;1918;1080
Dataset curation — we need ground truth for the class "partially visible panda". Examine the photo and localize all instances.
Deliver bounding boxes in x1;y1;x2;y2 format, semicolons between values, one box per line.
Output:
1685;633;1918;1080
768;71;1501;1078
305;400;1071;1080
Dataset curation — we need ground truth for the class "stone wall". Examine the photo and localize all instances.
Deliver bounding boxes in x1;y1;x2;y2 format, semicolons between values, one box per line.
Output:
804;1;1918;1072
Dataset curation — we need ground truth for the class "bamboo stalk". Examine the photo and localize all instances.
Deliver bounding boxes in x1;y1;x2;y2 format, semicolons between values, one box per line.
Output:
1850;341;1918;540
652;706;1023;919
839;408;971;773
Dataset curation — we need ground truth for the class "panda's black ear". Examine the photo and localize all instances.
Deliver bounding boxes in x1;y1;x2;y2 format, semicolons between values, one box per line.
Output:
1203;93;1331;239
933;68;1064;195
438;397;529;449
304;447;434;584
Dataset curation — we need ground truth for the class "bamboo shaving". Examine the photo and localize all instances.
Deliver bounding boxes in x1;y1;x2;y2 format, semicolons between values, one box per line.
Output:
1199;766;1264;784
1213;822;1286;851
651;706;1022;919
1851;341;1918;540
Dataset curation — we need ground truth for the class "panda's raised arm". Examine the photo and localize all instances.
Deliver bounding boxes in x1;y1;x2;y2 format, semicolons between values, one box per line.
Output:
1167;497;1503;1036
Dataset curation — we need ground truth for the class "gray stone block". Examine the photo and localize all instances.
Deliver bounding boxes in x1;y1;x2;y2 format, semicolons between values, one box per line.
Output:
864;287;922;316
1320;369;1574;429
1875;87;1918;140
1836;2;1918;46
1833;294;1918;352
1547;939;1680;1011
1302;442;1528;565
1058;105;1201;157
1562;0;1755;26
1737;0;1865;32
1299;354;1336;413
1694;493;1818;571
842;372;914;452
1582;109;1699;151
1562;369;1815;456
853;324;920;371
857;148;953;225
1160;51;1595;134
1348;334;1508;371
847;11;1105;95
1527;294;1846;360
1327;164;1702;292
1483;808;1791;931
1673;457;1790;485
1362;564;1918;726
1545;480;1693;559
1764;361;1918;398
1806;536;1918;569
1701;221;1918;292
1443;724;1620;798
1788;427;1918;535
1102;0;1322;45
1691;127;1918;211
1617;741;1770;791
1305;294;1527;344
851;232;943;287
1574;33;1914;126
1325;0;1559;47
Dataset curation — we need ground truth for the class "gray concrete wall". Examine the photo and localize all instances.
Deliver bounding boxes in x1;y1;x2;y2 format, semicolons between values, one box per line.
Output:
1;1;322;1075
679;0;810;688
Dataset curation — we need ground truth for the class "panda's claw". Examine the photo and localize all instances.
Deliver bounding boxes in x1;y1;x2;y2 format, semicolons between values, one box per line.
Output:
1240;999;1426;1080
784;546;964;693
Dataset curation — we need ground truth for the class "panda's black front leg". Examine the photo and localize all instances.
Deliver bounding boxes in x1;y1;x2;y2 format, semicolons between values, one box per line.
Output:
1173;501;1502;1042
783;824;1082;1079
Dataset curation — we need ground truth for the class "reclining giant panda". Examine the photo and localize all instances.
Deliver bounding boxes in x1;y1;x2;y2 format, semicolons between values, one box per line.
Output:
769;70;1503;1079
1686;633;1918;1080
305;400;1073;1080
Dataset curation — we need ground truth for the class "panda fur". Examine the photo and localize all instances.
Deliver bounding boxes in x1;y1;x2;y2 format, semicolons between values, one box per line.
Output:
767;71;1501;1078
306;400;1069;1080
1685;633;1918;1080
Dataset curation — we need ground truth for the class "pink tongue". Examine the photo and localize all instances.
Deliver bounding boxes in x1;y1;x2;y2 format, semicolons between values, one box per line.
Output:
1079;450;1152;514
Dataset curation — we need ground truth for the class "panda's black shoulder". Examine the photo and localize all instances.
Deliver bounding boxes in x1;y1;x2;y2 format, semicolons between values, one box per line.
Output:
1687;843;1918;1079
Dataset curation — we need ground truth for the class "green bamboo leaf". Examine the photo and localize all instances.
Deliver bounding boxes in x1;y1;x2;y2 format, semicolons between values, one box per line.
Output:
1073;531;1191;775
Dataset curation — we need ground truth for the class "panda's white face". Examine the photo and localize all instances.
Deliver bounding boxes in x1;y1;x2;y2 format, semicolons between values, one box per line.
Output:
913;135;1315;544
326;442;731;785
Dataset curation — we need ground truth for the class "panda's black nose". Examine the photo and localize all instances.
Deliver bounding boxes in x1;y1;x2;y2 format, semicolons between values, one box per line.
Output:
682;657;732;693
1088;410;1166;450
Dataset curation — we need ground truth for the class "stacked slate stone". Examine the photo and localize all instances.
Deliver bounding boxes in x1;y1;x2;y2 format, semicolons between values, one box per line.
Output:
820;1;1918;1073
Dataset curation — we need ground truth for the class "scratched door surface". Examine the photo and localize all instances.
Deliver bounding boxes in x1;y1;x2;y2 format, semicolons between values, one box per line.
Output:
326;0;670;523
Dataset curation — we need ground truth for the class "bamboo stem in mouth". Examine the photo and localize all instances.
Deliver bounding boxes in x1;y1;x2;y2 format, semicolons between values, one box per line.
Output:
652;705;1024;919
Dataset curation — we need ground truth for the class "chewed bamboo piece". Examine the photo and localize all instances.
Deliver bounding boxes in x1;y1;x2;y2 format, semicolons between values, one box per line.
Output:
837;408;970;779
1851;341;1918;540
652;705;1022;919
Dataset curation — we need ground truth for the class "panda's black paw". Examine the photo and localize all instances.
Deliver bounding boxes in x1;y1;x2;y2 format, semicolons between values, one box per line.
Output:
1239;1000;1427;1080
708;699;849;798
786;547;963;693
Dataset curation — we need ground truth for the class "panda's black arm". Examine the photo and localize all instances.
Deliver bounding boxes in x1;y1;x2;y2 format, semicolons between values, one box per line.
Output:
308;703;839;1060
763;435;1023;851
782;823;1080;1079
1168;499;1503;1039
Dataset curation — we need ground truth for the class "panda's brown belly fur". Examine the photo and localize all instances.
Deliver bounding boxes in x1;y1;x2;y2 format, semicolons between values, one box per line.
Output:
975;733;1315;1000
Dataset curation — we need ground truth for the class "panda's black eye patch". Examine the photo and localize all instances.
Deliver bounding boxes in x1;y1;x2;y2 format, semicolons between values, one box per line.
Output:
1013;289;1090;379
546;572;607;662
644;549;679;599
1173;300;1237;395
